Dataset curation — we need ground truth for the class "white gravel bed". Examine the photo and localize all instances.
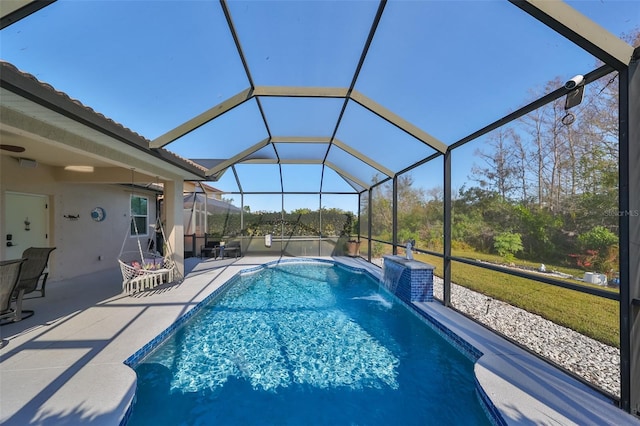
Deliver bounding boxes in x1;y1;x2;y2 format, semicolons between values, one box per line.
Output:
370;257;620;398
431;276;620;398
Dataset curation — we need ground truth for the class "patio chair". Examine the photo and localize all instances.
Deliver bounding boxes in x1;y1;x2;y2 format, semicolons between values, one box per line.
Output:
0;259;26;326
15;247;56;299
200;240;219;258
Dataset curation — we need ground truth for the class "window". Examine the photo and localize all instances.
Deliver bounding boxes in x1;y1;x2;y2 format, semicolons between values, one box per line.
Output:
130;195;148;236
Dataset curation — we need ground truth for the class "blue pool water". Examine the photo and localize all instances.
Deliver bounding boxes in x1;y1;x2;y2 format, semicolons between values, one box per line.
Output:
127;262;492;425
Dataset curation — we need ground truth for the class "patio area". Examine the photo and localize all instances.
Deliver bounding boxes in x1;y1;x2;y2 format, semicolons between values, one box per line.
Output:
1;255;637;426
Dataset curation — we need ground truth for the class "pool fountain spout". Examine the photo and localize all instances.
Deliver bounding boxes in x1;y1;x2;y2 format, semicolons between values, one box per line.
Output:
382;254;435;303
405;239;415;260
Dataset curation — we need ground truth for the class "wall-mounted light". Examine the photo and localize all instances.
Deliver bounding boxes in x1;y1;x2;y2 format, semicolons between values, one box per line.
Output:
64;165;94;172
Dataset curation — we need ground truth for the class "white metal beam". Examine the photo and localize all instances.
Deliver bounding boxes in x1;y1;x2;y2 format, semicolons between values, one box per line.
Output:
332;139;394;178
150;87;254;149
253;86;349;98
324;161;369;190
206;138;270;176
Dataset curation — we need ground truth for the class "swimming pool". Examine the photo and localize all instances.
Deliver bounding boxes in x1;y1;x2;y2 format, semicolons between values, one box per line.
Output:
125;260;493;425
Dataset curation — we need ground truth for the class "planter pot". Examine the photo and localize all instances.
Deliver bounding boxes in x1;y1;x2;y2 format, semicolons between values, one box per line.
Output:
345;241;360;257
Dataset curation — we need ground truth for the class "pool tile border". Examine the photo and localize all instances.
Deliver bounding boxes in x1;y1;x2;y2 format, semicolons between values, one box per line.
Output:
121;257;503;426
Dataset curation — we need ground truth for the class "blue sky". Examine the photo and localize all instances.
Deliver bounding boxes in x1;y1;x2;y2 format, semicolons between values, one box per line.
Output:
1;0;638;213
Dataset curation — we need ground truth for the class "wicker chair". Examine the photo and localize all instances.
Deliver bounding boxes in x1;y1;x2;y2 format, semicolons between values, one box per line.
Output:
0;259;26;327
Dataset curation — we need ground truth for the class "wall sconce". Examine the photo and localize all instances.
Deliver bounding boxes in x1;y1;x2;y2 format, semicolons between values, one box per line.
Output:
24;217;30;231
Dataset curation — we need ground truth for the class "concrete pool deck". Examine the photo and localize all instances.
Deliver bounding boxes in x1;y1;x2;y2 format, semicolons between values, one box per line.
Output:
1;256;638;425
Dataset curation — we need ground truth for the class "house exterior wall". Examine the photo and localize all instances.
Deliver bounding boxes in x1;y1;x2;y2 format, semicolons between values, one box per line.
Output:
0;155;158;281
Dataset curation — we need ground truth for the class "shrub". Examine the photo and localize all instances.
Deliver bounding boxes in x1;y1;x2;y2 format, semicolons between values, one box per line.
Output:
493;232;523;263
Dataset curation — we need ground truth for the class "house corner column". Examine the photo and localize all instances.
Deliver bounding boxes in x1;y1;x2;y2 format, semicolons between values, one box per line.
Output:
164;178;184;277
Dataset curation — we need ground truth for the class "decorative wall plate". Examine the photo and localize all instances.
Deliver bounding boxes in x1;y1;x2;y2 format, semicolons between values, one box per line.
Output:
91;207;106;222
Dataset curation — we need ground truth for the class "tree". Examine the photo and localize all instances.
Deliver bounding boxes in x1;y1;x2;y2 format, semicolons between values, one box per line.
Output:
472;128;519;201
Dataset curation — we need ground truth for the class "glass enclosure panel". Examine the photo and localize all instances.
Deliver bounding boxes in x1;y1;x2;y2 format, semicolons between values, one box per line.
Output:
260;97;343;136
356;0;601;145
397;158;444;253
227;0;378;87
235;164;282;193
0;1;248;140
167;99;267;160
281;164;322;193
336;101;436;172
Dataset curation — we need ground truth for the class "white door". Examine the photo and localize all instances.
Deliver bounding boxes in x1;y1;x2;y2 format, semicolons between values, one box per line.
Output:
5;192;49;259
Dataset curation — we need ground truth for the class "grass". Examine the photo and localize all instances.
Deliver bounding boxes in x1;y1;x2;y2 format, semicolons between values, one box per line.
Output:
450;249;619;293
416;252;620;348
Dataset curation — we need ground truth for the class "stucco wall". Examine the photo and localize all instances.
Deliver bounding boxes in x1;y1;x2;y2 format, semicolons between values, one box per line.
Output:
1;155;158;281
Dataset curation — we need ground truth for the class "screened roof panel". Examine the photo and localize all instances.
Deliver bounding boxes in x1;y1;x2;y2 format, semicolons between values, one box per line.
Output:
259;97;344;136
274;143;329;161
321;167;362;194
244;144;278;162
209;171;240;193
167;99;267;159
0;0;248;140
566;1;640;39
336;101;437;172
355;0;604;145
325;145;385;188
227;0;378;87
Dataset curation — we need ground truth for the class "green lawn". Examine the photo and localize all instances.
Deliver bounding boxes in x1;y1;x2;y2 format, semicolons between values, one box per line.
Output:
417;253;620;347
451;249;619;294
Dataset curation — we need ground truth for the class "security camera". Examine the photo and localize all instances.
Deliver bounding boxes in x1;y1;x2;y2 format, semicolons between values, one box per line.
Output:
565;75;584;90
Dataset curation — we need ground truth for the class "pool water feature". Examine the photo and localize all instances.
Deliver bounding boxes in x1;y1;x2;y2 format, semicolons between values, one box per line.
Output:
382;258;403;293
126;261;492;425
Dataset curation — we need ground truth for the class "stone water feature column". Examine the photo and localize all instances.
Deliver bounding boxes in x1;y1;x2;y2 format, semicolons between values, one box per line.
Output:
382;255;435;304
